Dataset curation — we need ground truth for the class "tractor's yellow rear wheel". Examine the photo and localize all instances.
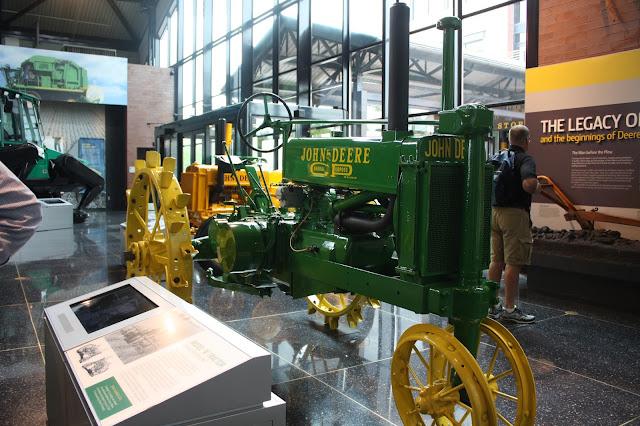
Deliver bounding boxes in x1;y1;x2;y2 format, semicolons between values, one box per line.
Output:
307;293;380;330
124;151;195;303
391;324;497;426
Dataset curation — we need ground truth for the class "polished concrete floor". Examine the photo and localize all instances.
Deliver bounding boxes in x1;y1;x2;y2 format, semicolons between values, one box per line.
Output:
1;210;639;425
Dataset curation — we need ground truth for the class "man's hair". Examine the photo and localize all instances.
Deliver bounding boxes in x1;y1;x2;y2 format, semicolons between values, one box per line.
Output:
509;125;529;147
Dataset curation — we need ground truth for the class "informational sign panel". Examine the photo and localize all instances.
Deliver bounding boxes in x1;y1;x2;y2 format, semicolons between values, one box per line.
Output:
0;45;127;105
67;308;250;425
525;49;640;209
78;137;106;191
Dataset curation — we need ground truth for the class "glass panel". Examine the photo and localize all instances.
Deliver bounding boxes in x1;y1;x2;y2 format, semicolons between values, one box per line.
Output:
22;99;42;144
408;112;438;137
462;4;526;104
462;0;520;15
254;80;273;93
182;136;192;172
311;0;343;61
231;0;242;31
194;133;204;164
231;88;241;105
254;17;274;81
311;57;342;108
196;54;203;104
230;34;242;91
209;124;216;160
183;59;194;110
212;42;227;96
491;103;525;151
350;44;383;137
196;0;204;50
254;0;274;17
279;5;297;72
212;94;227;109
170;9;178;65
159;28;168;68
212;0;228;41
278;70;297;103
350;0;382;50
183;0;194;57
170;136;178;159
407;0;453;32
182;104;195;120
408;27;444;114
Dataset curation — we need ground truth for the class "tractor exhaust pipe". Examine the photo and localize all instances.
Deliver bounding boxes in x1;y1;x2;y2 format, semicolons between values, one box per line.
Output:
387;1;410;132
437;17;462;111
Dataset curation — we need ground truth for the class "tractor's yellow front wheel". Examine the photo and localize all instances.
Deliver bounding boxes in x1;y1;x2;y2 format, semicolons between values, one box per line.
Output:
391;324;497;426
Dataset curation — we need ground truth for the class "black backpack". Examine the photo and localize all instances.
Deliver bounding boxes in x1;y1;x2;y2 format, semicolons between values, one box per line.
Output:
489;149;519;206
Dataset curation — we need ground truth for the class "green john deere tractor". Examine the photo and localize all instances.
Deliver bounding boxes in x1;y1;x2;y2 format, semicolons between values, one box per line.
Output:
1;55;104;103
0;86;104;223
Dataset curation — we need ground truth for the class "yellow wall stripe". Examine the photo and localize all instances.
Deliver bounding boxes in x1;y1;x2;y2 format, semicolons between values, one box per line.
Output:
526;49;640;93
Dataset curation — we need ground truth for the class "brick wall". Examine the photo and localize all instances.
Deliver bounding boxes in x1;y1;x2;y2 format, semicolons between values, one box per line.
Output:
126;64;174;187
539;0;640;66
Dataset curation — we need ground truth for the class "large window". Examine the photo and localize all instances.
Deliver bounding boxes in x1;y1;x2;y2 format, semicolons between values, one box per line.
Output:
157;0;527;160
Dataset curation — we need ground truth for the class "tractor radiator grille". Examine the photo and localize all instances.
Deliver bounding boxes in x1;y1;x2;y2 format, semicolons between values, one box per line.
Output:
424;163;462;275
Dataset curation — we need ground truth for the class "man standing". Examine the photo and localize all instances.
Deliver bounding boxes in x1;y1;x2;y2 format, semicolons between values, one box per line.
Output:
488;125;540;323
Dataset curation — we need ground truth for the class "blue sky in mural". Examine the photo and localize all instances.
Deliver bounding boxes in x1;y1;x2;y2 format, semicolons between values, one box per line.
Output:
0;45;127;105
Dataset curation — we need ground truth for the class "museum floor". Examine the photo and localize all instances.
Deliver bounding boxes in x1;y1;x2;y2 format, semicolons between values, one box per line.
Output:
1;210;639;426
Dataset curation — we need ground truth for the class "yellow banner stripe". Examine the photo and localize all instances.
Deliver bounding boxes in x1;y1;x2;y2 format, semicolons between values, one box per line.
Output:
526;49;640;93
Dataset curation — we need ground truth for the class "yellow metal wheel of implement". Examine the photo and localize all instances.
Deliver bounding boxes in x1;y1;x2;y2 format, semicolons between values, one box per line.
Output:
475;318;536;426
124;151;196;303
391;324;497;426
306;293;380;330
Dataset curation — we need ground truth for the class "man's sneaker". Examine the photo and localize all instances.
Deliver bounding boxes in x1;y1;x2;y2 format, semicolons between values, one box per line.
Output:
501;306;535;323
488;304;503;320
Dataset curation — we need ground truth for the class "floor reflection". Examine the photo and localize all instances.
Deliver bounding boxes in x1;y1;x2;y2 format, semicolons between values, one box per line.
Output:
0;210;638;425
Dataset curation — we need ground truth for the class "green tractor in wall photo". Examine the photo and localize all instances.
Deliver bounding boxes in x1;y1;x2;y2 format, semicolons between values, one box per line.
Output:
0;86;104;223
1;55;104;103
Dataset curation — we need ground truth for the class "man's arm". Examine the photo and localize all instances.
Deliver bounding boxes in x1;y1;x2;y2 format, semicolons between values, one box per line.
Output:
520;156;540;194
522;177;540;194
0;161;42;265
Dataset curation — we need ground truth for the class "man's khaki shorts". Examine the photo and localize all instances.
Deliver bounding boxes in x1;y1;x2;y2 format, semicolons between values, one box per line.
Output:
491;206;533;266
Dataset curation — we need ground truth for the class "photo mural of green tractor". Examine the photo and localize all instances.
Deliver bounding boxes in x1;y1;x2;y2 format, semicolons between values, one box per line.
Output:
1;55;104;103
0;86;104;223
123;4;536;425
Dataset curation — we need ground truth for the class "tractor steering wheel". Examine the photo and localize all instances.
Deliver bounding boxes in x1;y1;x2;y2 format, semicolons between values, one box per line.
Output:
236;92;293;153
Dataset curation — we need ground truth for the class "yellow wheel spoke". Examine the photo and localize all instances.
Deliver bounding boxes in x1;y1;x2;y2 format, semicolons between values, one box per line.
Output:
497;411;514;426
487;344;501;376
403;384;422;392
489;368;514;383
339;293;346;308
438;382;464;398
413;343;430;371
456;399;473;413
459;409;471;424
494;389;518;402
444;411;461;426
406;361;424;389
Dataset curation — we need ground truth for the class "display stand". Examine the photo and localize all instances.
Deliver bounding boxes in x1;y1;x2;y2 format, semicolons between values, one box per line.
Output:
38;198;73;231
44;276;285;425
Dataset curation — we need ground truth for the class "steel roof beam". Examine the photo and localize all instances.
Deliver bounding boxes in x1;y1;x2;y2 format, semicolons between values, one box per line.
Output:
2;0;49;26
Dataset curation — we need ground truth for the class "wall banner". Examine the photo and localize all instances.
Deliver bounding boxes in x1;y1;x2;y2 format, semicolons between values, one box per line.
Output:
0;45;127;105
525;49;640;209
